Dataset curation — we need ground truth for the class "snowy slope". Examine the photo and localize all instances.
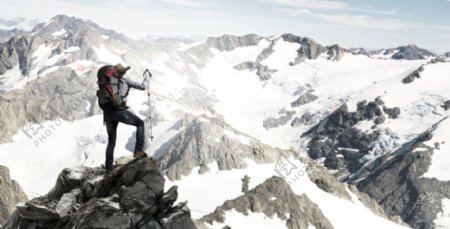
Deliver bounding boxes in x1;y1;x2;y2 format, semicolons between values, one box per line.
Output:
167;158;407;228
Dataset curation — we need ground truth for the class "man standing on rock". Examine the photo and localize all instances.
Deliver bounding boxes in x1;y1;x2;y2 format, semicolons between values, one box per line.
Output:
96;64;151;175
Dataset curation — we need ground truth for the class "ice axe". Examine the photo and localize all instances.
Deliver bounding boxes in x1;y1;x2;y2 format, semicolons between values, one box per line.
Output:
143;69;154;142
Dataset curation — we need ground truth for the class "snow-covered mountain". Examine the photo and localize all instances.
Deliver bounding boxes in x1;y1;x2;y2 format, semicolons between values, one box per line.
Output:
1;15;450;228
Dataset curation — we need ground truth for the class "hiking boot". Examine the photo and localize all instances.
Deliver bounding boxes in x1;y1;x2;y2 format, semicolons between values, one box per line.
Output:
134;151;148;159
105;169;117;177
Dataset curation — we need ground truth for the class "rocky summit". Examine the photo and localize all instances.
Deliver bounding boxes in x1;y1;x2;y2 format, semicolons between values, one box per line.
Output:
2;158;197;229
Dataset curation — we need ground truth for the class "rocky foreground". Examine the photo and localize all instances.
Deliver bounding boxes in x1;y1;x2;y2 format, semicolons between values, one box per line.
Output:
2;158;197;229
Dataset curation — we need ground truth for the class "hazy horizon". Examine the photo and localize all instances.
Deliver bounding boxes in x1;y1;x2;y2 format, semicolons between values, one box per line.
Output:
0;0;449;52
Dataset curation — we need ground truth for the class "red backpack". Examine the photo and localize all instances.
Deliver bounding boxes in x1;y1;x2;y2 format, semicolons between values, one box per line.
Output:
96;65;122;111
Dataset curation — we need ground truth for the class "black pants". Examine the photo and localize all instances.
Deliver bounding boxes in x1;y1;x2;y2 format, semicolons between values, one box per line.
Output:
104;109;145;171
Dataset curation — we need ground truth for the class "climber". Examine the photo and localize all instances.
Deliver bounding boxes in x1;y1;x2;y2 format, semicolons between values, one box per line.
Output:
96;64;152;175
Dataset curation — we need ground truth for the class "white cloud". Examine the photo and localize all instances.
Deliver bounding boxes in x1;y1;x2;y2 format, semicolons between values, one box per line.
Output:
312;13;415;30
350;7;397;15
264;0;348;10
157;0;217;6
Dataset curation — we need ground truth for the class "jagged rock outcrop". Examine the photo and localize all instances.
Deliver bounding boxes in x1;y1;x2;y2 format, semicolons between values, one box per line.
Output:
263;109;295;129
281;34;325;65
0;35;42;75
445;52;450;58
441;100;450;111
368;45;436;60
356;120;450;229
234;61;276;81
327;44;345;61
198;176;334;229
300;157;406;225
302;99;400;174
291;92;318;107
0;67;99;144
157;116;293;180
0;165;27;224
391;45;435;60
204;34;261;52
291;112;326;127
402;65;425;84
280;34;346;64
3;158;197;229
348;48;370;56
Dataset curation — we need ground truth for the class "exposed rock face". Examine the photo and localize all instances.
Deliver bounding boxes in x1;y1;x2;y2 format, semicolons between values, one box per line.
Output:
280;34;346;64
327;44;345;61
281;34;325;65
302;99;400;174
291;92;318;107
3;158;197;229
357;121;450;229
263;109;295;129
441;100;450;111
0;35;41;75
204;34;261;52
291;112;325;127
402;66;425;84
446;52;450;58
391;45;435;60
0;67;99;144
157;116;293;180
0;165;27;224
348;48;370;56
382;103;401;119
198;176;334;229
301;157;406;225
234;61;276;81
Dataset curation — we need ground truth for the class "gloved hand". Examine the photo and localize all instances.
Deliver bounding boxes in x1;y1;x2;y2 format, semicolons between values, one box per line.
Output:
144;69;152;78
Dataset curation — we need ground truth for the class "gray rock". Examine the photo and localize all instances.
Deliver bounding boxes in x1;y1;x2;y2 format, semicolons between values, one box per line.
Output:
234;61;276;81
160;203;196;229
157;116;293;180
348;48;370;56
281;34;326;65
402;66;424;84
119;181;157;214
356;122;450;229
241;175;250;193
205;34;261;52
56;189;81;218
302;158;351;200
263;110;295;129
48;167;85;200
16;202;59;221
291;112;321;127
3;158;197;229
302;99;400;174
441;100;450;111
383;106;401;119
391;44;435;60
327;44;345;61
300;157;407;226
199;176;334;229
291;93;318;107
0;67;100;144
430;57;446;64
0;165;27;224
256;42;275;62
445;52;450;58
68;198;132;229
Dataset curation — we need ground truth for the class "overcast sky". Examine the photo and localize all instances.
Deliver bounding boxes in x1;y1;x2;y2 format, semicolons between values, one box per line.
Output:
0;0;449;52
